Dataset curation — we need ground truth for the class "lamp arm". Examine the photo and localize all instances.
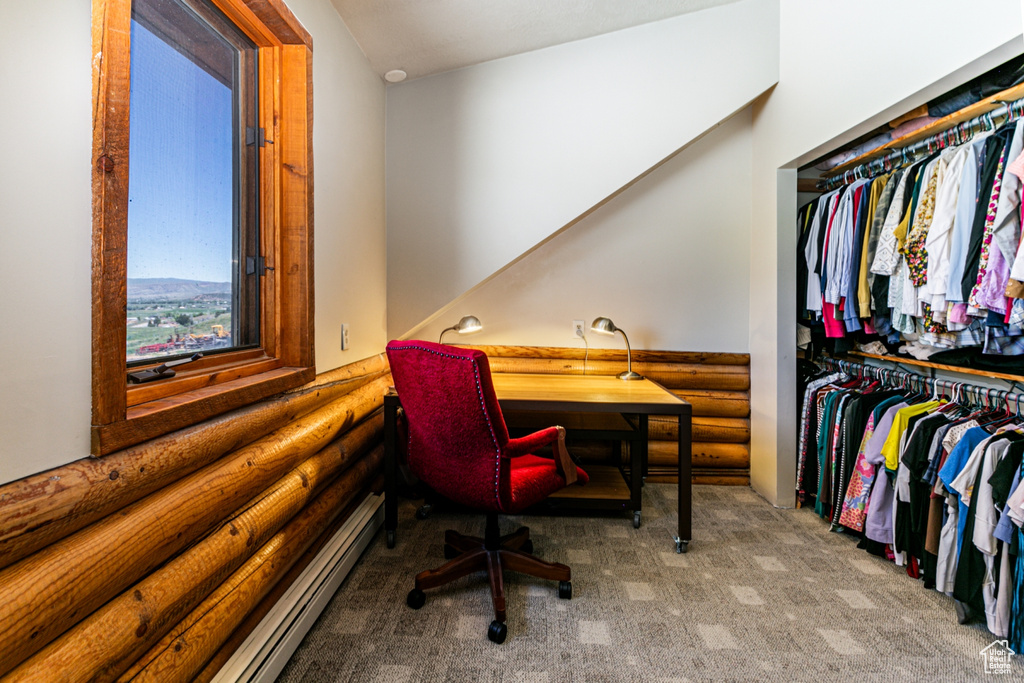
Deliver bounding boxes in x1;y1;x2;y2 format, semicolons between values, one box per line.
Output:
617;328;632;375
438;326;457;344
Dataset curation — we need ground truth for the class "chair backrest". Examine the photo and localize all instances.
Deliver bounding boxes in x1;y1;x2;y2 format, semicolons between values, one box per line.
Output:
385;340;511;512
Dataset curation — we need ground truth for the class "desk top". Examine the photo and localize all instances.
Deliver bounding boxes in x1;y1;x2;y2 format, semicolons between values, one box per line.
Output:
489;373;689;415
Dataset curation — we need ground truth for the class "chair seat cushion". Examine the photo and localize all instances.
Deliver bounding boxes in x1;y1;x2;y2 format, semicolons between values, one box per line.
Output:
506;454;589;513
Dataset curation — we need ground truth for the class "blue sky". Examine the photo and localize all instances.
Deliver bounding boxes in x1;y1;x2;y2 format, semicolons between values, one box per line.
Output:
127;19;234;284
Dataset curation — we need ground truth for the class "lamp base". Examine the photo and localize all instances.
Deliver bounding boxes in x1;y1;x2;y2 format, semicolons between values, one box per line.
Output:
617;371;644;381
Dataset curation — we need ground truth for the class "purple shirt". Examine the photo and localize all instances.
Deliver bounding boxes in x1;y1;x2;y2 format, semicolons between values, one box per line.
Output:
864;403;907;544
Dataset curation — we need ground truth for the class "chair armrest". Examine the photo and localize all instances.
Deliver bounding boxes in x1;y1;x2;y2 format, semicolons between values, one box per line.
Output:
504;426;560;458
505;426;578;486
552;426;578;486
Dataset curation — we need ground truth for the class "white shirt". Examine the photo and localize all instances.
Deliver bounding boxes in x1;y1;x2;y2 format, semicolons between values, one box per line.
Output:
922;146;969;315
804;190;839;314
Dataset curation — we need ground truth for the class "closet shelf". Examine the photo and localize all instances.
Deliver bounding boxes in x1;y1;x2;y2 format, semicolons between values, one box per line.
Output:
827;81;1024;177
797;178;822;193
845;351;1024;383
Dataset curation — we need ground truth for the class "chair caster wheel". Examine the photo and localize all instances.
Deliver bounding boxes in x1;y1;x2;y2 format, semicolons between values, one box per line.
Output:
633;511;641;529
487;620;507;644
386;530;395;548
521;539;534;554
406;588;426;609
558;580;572;599
443;544;459;559
415;503;433;520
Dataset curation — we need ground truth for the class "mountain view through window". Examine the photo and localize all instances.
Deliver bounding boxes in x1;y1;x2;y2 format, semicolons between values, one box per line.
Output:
126;0;258;363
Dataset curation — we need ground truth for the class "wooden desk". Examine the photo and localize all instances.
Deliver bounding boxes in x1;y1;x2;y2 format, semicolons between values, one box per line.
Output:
383;373;693;552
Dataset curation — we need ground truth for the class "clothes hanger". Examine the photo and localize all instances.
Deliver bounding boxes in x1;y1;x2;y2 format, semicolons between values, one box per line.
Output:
981;389;1017;428
974;387;1011;427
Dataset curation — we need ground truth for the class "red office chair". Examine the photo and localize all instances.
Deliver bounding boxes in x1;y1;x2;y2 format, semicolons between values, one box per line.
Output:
385;340;588;643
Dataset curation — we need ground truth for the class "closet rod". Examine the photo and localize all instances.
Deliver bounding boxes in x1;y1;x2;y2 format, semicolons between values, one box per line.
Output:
818;95;1024;190
817;356;1024;411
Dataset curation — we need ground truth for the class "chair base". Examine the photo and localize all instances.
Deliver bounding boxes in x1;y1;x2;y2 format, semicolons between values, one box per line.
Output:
408;512;571;642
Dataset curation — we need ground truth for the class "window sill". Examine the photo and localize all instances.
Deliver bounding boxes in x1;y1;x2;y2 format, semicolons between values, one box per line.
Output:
126;349;280;407
92;364;314;455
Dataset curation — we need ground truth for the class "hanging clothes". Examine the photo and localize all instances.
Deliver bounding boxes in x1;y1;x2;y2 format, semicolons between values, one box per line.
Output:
798;358;1024;642
800;119;1024;359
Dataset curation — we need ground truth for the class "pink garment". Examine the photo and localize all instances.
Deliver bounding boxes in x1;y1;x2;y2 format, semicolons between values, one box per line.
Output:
975;239;1012;314
1008;150;1024;183
839;413;878;531
891;116;941;139
948;302;970;325
822;301;847;338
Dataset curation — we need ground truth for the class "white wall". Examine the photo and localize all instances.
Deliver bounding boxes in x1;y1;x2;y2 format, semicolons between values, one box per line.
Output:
288;0;388;370
405;110;753;353
749;0;1024;505
0;0;93;483
0;0;387;485
385;0;778;338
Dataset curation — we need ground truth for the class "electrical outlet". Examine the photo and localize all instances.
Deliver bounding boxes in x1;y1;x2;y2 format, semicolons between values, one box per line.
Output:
573;320;585;338
341;323;349;350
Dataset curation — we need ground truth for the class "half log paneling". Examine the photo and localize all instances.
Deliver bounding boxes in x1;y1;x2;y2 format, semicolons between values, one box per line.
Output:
0;355;388;571
0;355;391;680
119;455;383;683
192;474;385;683
671;389;750;418
649;416;750;444
472;345;751;485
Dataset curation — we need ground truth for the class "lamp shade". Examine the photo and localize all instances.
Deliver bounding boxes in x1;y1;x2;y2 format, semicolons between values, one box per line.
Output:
590;317;617;335
439;315;483;343
454;315;482;334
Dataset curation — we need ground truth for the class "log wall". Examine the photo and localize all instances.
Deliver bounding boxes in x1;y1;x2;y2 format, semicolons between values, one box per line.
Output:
0;354;390;681
476;345;751;485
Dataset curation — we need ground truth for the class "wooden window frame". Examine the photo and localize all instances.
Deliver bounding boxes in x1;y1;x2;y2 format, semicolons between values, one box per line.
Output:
91;0;314;455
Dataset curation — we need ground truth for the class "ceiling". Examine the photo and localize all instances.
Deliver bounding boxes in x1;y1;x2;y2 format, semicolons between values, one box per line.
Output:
329;0;742;82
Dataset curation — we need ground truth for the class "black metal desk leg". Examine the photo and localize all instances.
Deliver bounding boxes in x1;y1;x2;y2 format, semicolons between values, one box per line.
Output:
384;396;399;548
675;407;692;553
632;414;647;528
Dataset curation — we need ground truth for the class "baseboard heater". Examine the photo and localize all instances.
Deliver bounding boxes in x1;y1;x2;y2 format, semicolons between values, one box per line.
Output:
212;493;384;683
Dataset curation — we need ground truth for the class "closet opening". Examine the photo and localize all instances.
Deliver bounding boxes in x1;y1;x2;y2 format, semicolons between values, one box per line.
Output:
793;51;1024;648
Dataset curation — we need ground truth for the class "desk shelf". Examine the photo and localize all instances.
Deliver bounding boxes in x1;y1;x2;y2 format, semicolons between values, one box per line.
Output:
547;465;631;504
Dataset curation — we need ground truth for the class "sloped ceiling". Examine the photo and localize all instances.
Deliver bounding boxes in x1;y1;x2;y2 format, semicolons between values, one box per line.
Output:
383;0;779;337
329;0;742;81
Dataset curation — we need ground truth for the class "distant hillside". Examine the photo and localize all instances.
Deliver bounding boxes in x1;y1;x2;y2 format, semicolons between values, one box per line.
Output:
127;278;231;302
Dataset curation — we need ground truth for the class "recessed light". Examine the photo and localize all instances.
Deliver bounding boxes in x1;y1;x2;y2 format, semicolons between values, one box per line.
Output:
384;69;407;83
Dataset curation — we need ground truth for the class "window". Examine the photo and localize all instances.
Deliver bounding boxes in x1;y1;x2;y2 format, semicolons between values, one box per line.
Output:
127;0;259;364
92;0;314;455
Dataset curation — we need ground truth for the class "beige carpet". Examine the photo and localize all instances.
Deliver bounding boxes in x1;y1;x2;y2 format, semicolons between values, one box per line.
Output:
279;484;1024;682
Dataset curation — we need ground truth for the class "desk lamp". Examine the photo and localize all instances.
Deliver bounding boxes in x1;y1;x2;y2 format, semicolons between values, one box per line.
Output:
439;315;483;344
590;317;642;380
